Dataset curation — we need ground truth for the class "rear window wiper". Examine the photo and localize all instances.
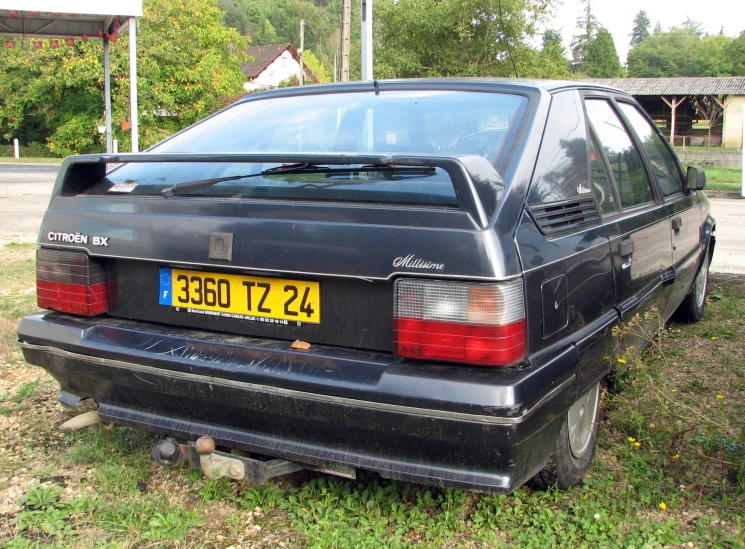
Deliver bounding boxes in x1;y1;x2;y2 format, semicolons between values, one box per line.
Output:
160;163;317;198
160;163;437;198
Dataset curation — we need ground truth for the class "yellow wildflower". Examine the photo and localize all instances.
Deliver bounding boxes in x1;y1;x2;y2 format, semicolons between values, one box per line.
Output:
617;358;627;364
634;442;641;447
711;336;718;341
716;394;724;400
659;502;667;510
628;437;636;442
672;454;680;460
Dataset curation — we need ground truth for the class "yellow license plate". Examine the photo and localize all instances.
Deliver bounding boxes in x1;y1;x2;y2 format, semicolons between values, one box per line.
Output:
158;268;320;324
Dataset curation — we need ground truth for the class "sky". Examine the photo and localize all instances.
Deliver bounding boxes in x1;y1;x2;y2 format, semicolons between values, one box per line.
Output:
552;0;745;65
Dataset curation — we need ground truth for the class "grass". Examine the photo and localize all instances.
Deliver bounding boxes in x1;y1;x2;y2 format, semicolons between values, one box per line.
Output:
0;242;744;548
0;158;61;164
702;167;742;185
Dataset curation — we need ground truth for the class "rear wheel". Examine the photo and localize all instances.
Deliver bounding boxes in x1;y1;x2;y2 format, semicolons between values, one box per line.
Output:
673;251;710;323
529;382;601;490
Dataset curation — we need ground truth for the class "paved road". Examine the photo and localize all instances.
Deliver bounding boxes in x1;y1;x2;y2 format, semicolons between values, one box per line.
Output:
0;164;742;273
0;163;58;196
708;198;745;274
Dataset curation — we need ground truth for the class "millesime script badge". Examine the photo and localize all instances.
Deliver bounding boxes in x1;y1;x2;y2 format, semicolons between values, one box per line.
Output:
393;254;444;270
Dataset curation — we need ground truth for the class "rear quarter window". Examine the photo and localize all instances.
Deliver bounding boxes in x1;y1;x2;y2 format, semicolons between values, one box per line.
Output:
527;91;589;205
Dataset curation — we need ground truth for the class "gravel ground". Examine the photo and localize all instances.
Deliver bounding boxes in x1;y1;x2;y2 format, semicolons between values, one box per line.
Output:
0;196;48;245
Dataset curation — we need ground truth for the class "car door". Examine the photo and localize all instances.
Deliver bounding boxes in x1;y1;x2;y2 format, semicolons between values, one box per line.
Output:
614;101;702;321
583;95;674;353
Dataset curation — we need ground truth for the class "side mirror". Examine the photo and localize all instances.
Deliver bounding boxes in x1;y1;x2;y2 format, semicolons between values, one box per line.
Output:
687;166;706;191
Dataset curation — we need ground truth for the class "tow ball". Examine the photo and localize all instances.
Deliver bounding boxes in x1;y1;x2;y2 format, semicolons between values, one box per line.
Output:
150;435;356;484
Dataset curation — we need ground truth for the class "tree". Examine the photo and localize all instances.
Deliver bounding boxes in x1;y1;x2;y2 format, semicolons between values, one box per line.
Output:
372;0;559;79
303;49;330;82
725;30;745;75
583;28;624;77
627;24;734;77
691;96;724;150
629;10;650;48
570;0;599;70
0;0;248;155
218;0;249;35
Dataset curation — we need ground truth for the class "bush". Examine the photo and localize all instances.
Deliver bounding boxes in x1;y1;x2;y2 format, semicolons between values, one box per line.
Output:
0;141;59;158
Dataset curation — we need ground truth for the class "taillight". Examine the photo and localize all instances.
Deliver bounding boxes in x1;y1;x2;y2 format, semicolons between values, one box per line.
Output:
36;249;111;316
393;278;526;366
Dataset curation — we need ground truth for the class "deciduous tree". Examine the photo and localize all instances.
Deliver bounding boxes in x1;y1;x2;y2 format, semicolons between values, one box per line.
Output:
372;0;560;79
0;0;248;155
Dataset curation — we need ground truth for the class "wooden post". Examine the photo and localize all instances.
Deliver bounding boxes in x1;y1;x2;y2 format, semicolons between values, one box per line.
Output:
661;96;686;147
340;0;351;81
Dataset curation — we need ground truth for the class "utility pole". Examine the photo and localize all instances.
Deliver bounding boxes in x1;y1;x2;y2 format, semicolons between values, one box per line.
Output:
360;0;373;80
299;18;305;86
340;0;351;81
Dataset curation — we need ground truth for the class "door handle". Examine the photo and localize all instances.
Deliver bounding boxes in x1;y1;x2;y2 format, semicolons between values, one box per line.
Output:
621;256;632;270
619;239;635;256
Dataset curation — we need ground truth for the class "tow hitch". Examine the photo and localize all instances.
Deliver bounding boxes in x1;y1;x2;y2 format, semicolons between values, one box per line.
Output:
151;436;356;484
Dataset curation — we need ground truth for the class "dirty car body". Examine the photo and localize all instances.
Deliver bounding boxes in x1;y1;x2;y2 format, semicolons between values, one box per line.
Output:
18;79;715;492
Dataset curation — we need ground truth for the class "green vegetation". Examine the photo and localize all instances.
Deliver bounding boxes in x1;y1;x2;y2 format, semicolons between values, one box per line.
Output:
628;18;744;78
700;167;742;184
0;158;61;164
0;0;248;155
0;242;744;546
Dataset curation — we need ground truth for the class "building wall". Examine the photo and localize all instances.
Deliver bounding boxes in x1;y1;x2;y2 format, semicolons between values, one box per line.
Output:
677;150;742;169
723;95;745;148
243;50;299;91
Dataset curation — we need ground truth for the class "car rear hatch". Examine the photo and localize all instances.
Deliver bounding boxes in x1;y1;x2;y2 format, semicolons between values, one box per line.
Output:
37;153;521;355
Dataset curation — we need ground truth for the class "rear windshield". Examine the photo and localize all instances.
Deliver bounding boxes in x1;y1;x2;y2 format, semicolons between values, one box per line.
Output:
85;90;527;206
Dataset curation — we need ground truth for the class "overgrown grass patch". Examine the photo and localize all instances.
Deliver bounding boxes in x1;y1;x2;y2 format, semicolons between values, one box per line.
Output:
0;241;743;547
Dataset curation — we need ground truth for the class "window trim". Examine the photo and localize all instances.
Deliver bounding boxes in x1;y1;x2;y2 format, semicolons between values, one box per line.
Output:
581;93;658;213
587;126;621;219
612;98;688;200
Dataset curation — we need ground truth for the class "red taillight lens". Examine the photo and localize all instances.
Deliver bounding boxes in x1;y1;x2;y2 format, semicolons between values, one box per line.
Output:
36;249;111;316
393;278;526;366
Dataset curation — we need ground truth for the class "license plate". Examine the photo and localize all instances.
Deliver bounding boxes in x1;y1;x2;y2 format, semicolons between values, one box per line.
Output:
158;268;320;324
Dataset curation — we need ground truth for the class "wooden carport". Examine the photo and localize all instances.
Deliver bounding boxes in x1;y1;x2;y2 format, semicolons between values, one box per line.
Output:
586;77;745;149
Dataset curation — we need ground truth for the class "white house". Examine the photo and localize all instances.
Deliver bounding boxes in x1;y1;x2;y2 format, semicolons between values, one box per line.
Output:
241;43;318;91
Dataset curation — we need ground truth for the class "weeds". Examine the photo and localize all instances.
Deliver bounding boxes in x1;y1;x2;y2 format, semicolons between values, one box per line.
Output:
1;241;744;547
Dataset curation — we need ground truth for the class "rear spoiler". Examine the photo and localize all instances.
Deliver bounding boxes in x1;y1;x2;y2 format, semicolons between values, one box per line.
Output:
53;153;505;229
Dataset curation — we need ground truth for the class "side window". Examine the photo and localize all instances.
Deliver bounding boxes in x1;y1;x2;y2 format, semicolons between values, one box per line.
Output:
618;102;684;197
585;99;653;209
589;134;618;216
527;90;588;205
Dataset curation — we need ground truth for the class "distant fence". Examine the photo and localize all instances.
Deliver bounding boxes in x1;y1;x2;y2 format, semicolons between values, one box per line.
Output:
676;150;742;169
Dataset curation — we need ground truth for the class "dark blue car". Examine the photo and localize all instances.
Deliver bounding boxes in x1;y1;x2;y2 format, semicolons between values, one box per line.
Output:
19;79;715;492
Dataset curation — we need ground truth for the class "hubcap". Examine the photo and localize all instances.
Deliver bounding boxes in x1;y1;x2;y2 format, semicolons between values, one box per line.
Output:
695;254;709;309
567;382;600;459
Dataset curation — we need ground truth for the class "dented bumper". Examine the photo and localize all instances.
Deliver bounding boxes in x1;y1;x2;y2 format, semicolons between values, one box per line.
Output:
18;312;578;492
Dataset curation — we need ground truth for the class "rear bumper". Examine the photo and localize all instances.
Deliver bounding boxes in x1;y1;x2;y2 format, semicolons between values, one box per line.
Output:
18;313;579;492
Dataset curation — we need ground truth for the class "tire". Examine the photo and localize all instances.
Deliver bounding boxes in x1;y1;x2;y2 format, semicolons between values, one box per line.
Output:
673;250;710;323
529;382;601;490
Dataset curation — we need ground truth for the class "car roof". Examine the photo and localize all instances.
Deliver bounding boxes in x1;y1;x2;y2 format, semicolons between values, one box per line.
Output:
237;78;632;103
